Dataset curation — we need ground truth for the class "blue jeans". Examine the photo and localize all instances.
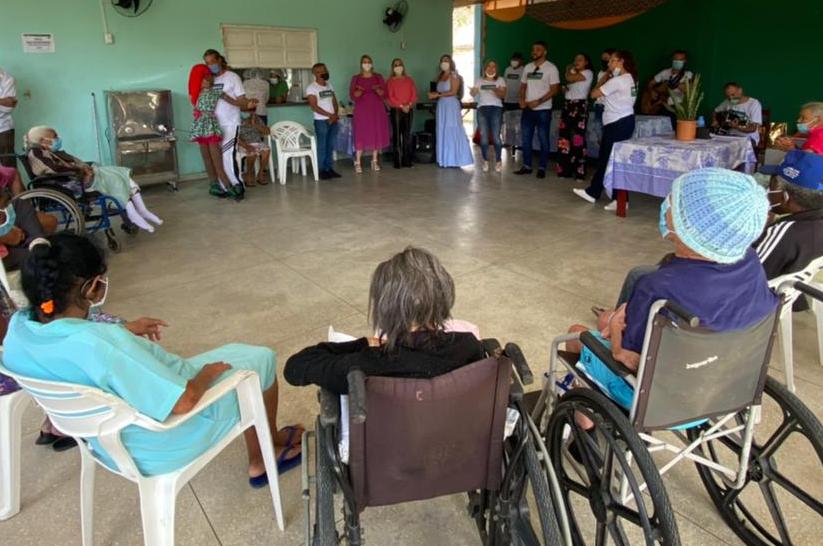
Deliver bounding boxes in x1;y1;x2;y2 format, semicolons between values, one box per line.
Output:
314;119;340;172
477;106;503;161
520;108;551;170
586;114;635;200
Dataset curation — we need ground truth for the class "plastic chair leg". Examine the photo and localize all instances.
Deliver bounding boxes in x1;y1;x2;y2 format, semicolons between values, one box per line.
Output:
777;309;796;393
138;477;177;546
79;445;97;546
0;391;28;521
813;295;823;367
300;157;307;177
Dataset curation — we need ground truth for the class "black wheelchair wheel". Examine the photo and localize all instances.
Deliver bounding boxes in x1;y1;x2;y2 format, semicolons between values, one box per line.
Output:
313;422;338;546
688;376;823;546
547;388;680;546
506;427;564;546
105;229;122;253
13;188;85;234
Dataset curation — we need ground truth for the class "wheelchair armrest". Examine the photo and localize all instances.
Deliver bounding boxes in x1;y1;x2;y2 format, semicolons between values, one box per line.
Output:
579;331;634;378
504;342;533;386
794;281;823;303
28;173;76;188
663;300;700;328
319;388;340;427
482;338;502;357
346;369;367;425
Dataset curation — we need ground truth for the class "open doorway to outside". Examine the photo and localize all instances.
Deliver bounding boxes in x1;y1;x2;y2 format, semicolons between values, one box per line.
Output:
453;4;480;136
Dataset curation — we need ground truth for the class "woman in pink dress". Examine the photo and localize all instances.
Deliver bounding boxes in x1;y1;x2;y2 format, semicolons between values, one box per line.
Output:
350;54;390;173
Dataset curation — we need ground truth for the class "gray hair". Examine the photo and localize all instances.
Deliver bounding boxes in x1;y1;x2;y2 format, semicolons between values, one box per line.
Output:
25;126;55;149
778;177;823;210
801;102;823;117
368;246;455;351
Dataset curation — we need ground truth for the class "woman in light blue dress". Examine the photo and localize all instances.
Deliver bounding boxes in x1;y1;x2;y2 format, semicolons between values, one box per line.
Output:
2;234;303;485
428;54;474;168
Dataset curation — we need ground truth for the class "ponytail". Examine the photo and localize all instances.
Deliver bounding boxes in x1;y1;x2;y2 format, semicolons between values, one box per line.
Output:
21;233;107;321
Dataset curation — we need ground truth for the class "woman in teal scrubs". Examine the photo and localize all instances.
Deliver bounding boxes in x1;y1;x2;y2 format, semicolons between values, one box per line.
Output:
2;234;302;485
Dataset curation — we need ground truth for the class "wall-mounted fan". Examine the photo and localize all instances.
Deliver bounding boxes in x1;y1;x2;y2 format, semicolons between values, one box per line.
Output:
382;0;409;33
111;0;154;17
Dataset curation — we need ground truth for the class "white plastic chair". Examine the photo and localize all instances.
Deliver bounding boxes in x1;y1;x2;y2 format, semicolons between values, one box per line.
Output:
0;364;285;545
268;121;318;184
768;255;823;392
0;388;30;520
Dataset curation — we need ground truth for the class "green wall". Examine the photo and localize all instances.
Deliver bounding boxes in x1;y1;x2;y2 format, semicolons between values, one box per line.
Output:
484;0;823;127
0;0;452;177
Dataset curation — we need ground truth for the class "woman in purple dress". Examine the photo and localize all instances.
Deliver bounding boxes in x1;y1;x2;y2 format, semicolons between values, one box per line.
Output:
350;54;390;173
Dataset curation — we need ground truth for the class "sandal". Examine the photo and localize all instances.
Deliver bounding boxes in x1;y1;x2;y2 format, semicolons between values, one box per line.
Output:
53;436;78;452
590;306;607;318
35;431;59;446
248;425;304;488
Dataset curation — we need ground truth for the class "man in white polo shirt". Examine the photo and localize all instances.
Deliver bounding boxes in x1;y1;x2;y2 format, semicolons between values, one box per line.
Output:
0;67;17;168
203;49;257;200
712;82;762;147
514;41;560;179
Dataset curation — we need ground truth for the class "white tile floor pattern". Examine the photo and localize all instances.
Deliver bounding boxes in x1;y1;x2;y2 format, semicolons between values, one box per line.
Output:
3;157;821;545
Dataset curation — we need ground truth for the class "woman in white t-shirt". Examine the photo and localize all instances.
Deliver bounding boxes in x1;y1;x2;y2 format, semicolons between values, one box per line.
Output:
557;53;594;179
574;50;638;210
470;60;506;172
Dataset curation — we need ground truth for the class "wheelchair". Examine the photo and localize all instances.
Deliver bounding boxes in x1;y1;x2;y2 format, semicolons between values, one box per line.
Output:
300;339;572;546
532;282;823;546
15;153;136;252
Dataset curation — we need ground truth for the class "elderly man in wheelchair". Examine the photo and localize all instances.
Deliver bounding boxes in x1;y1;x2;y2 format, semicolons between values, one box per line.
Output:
286;247;569;546
532;168;823;546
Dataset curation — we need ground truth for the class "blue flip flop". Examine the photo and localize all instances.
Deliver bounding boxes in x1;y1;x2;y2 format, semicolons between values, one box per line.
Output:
248;425;303;488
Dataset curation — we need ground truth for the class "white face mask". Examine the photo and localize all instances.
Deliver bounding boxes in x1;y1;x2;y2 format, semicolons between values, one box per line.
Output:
510;60;519;68
612;67;622;77
393;66;403;76
270;77;280;84
362;63;372;72
485;70;496;78
83;276;109;313
440;61;451;72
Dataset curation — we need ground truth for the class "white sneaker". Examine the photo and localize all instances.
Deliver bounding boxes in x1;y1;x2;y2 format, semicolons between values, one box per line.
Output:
603;200;627;211
482;161;489;172
495;161;503;173
572;188;596;204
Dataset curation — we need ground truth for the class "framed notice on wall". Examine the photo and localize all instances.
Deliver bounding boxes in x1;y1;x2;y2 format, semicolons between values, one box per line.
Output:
22;33;55;53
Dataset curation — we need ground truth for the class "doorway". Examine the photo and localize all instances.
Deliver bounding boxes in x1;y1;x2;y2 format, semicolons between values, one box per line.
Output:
453;4;481;136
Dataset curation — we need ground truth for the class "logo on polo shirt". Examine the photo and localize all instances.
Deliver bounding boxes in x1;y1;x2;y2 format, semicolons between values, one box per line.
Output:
782;166;800;179
507;74;520;80
319;90;334;98
527;72;543;81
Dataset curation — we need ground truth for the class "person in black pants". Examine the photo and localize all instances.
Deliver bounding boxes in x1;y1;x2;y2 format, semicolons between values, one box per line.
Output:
386;58;418;168
574;50;638;211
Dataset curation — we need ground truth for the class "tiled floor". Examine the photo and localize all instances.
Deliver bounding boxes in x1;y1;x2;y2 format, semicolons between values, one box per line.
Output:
3;157;822;545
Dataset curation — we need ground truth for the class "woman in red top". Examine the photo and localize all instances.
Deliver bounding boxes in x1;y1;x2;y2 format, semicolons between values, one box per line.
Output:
776;102;823;154
386;58;418;168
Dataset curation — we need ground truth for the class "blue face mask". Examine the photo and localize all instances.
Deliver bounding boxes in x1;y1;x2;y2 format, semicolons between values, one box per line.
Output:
672;60;685;70
659;197;671;239
208;63;221;75
50;136;63;152
0;204;16;237
797;122;811;133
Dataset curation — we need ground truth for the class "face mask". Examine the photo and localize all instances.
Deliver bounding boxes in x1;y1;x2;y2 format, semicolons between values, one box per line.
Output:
270;77;280;84
362;63;372;71
797;122;812;133
659;198;671;239
0;204;16;237
672;60;685;70
612;67;621;77
485;71;496;78
208;63;221;75
50;137;63;152
319;72;330;81
440;61;451;72
84;276;109;313
393;66;403;76
729;97;740;105
768;189;788;209
510;60;519;69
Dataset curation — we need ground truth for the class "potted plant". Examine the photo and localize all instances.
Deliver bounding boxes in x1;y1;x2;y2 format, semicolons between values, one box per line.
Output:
670;73;704;141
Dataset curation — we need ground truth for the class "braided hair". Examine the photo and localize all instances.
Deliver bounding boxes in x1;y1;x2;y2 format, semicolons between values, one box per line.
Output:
22;233;107;321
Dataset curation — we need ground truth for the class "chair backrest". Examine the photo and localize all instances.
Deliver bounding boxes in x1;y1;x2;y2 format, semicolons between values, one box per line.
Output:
768;255;823;309
347;356;511;512
632;303;779;431
16;153;37;183
0;363;147;478
270;121;312;151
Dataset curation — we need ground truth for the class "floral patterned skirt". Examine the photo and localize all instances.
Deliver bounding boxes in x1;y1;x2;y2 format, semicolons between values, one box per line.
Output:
556;99;589;179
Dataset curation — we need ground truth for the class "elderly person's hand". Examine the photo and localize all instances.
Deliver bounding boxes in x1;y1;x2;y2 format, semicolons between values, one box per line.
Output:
125;317;169;342
0;226;26;247
775;136;795;151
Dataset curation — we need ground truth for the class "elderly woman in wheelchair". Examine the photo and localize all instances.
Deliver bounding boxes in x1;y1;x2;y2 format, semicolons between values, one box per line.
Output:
287;246;568;546
2;233;303;486
534;169;823;546
25;125;163;234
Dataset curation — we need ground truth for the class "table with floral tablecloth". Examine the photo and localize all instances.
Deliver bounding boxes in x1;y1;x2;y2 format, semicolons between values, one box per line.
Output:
603;134;757;216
